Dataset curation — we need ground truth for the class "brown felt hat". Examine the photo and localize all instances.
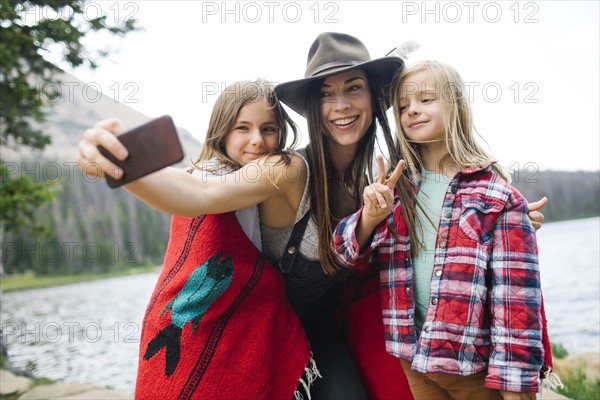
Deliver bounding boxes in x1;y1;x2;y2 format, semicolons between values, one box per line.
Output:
275;32;404;117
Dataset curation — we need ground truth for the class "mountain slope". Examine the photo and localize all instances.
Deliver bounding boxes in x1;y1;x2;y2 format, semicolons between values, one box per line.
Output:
4;70;202;162
2;71;202;275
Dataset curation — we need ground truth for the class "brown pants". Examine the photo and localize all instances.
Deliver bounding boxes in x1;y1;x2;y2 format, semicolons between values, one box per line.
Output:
400;360;536;400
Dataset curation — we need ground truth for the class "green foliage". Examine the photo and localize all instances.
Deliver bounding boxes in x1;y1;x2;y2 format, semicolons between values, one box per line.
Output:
552;342;570;359
1;0;138;149
0;161;55;234
0;0;139;237
549;342;599;400
2;265;160;292
556;367;600;400
0;344;8;369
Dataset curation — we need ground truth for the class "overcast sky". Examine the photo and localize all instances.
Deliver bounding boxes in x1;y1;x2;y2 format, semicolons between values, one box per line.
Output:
56;1;599;172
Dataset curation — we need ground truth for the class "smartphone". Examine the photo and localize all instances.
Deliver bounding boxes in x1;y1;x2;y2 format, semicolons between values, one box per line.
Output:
98;115;185;188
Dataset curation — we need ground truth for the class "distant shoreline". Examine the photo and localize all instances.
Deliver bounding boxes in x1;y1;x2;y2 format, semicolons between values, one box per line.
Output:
542;214;599;224
1;265;161;293
0;215;600;293
3;216;598;293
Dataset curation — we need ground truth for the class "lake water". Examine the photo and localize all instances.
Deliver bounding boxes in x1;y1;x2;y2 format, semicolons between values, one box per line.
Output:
1;217;599;393
536;217;600;356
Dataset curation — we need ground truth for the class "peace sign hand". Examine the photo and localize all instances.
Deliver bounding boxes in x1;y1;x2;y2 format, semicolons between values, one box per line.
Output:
362;155;406;225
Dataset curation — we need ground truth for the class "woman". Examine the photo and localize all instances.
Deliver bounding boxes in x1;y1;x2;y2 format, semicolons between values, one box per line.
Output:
271;32;412;399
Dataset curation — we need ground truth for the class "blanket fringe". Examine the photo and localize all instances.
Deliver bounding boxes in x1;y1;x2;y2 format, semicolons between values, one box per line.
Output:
541;367;564;392
294;357;322;400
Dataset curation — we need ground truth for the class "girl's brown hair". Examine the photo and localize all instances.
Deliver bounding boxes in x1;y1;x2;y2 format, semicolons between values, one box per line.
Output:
189;79;299;172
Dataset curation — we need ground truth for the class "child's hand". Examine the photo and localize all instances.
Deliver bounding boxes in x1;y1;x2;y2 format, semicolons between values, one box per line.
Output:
527;197;547;231
77;119;129;180
362;155;406;225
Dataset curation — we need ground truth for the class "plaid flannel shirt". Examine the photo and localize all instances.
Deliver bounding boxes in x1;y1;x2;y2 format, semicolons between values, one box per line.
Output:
331;164;543;393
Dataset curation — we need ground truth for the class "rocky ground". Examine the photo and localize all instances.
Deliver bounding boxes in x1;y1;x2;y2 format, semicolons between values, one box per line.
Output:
2;352;598;400
0;369;132;399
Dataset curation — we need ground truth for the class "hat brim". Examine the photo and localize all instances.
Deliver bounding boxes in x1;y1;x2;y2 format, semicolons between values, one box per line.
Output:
275;56;404;117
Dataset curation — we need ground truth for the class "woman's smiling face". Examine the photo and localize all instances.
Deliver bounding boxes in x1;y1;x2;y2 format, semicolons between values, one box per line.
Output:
319;69;373;149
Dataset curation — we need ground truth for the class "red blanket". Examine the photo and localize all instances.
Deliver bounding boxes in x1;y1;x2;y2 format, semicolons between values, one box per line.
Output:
337;267;414;400
135;213;312;400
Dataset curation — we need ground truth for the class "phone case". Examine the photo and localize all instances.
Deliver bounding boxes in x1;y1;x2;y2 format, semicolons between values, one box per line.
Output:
99;115;185;188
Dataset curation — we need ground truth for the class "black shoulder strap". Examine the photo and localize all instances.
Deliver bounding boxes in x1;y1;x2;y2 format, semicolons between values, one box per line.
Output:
277;146;311;273
278;211;311;273
296;147;308;159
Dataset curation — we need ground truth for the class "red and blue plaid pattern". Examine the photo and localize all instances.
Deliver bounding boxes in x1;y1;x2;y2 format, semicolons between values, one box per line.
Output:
331;164;543;393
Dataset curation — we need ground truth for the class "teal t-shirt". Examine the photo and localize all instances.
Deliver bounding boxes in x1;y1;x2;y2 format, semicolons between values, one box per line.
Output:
413;169;451;336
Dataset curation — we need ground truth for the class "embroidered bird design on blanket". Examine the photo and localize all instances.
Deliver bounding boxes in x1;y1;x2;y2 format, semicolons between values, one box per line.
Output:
143;252;234;376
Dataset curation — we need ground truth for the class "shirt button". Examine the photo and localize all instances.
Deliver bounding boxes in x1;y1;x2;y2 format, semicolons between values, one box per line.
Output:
451;185;458;194
443;211;452;219
406;286;411;292
287;246;296;254
431;298;438;305
439;241;447;249
434;270;442;277
424;326;431;333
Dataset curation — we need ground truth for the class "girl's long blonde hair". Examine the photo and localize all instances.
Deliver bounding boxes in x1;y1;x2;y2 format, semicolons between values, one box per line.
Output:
189;79;299;172
391;60;510;181
390;60;510;254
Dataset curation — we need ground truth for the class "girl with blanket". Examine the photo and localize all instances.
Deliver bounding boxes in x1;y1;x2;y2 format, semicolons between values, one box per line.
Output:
81;79;317;399
78;32;408;399
331;60;559;400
